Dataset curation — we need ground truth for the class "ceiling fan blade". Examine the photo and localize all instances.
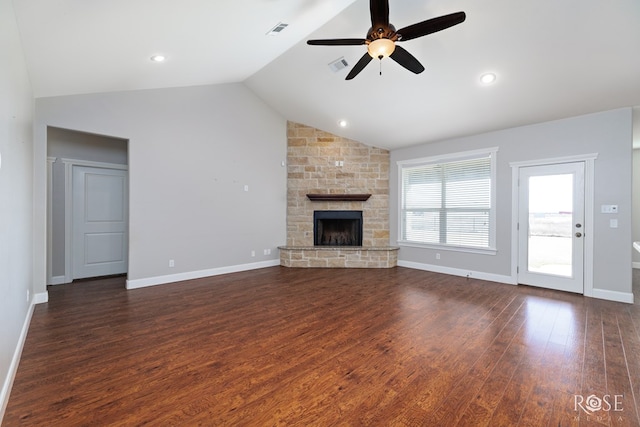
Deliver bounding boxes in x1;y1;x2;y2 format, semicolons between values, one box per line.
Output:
389;45;425;74
370;0;390;27
346;53;373;80
307;38;366;46
396;11;466;42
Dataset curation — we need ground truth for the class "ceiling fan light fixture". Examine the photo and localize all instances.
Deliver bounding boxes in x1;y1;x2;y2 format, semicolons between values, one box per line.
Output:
367;38;395;59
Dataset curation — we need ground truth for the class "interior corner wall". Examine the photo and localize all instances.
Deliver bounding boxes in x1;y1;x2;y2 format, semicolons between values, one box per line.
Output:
633;148;640;266
0;0;34;420
390;108;633;297
33;83;287;292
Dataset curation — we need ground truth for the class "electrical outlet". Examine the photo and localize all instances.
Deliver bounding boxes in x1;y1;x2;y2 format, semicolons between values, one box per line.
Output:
169;259;175;268
251;250;256;257
436;253;441;260
26;289;30;303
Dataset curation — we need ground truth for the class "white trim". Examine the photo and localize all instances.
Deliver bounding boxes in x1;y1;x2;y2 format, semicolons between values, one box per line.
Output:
397;241;497;255
583;157;596;298
59;158;128;170
63;161;73;284
508;153;598;168
591;288;634;304
61;159;128;283
633;262;640;269
49;276;66;286
510;153;597;297
46;157;55;286
34;292;49;304
0;302;35;421
396;146;500;167
125;260;281;290
398;260;515;285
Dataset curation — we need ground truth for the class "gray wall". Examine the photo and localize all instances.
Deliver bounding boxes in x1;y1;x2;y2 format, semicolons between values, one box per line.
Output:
48;127;128;164
33;83;287;292
0;0;34;418
391;108;633;298
634;149;640;266
47;128;128;279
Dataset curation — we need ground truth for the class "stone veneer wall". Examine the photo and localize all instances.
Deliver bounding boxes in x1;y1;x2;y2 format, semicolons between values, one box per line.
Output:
286;121;390;246
281;121;397;268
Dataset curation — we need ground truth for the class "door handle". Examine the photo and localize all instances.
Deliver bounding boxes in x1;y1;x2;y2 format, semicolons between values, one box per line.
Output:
575;223;582;228
575;232;582;238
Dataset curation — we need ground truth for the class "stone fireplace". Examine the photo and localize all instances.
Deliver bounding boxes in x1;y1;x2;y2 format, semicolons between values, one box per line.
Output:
279;122;398;268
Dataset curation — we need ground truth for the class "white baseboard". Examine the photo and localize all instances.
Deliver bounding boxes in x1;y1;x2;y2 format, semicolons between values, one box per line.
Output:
126;260;281;290
48;276;66;286
397;260;516;285
34;292;49;305
399;261;635;304
0;300;36;422
591;288;634;304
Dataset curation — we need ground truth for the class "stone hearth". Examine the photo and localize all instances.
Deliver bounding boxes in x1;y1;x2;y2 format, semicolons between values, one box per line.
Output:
279;122;398;268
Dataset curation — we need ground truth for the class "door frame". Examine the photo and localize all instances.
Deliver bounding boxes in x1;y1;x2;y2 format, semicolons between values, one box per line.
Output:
510;153;597;297
61;158;128;284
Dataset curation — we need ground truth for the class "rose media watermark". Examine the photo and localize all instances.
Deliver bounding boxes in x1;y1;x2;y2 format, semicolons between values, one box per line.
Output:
574;394;624;422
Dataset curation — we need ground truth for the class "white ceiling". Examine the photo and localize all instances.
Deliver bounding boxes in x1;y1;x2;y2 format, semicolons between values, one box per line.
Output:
13;0;640;150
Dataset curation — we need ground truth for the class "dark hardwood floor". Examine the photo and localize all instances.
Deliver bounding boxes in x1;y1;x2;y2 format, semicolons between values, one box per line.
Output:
4;267;640;426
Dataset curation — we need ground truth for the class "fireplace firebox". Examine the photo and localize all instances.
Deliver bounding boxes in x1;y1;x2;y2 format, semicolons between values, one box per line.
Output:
314;210;363;246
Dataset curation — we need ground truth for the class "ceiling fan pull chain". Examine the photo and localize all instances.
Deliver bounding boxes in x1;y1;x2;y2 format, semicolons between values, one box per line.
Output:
379;58;383;76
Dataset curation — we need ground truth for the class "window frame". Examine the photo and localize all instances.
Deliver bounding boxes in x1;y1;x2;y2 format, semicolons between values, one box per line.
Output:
397;147;498;255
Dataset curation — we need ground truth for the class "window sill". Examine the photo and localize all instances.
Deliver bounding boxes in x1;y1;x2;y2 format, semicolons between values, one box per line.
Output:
397;240;497;256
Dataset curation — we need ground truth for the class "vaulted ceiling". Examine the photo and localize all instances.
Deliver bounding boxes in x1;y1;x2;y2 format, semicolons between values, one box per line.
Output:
13;0;640;149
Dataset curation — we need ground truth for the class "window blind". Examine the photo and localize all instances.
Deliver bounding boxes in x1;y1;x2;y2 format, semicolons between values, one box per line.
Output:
401;154;493;249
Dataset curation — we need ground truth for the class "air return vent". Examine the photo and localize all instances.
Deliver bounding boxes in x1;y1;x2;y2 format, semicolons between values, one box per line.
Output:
266;22;289;36
328;57;349;73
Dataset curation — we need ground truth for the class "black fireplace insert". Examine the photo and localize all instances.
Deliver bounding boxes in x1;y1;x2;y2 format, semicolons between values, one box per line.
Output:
313;210;363;246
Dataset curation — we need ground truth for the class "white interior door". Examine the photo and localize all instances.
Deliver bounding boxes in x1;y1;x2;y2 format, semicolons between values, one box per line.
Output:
517;162;584;293
72;166;128;279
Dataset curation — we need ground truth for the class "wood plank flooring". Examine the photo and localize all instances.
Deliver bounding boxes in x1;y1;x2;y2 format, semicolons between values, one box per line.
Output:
4;267;640;426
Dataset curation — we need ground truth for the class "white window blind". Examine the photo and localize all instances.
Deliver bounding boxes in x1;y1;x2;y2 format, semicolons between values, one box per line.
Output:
400;150;496;250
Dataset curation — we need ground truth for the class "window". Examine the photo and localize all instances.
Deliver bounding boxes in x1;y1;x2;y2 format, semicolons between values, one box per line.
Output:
398;148;497;252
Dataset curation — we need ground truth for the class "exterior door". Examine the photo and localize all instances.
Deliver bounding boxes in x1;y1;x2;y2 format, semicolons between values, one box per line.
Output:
72;166;128;279
517;162;584;293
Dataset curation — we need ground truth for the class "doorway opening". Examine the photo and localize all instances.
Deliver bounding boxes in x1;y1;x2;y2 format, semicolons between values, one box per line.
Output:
47;127;129;285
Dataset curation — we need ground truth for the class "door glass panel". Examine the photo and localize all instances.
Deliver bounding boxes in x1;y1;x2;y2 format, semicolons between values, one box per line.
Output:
527;174;573;277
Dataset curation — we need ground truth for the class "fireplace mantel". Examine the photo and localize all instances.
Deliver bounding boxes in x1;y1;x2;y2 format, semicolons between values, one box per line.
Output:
306;194;371;202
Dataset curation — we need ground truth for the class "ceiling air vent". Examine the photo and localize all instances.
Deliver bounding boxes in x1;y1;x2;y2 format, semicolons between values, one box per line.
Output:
328;57;349;73
266;22;289;36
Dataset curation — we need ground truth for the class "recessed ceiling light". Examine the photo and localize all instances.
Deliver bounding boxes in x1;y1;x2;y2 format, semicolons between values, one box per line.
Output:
338;120;348;128
480;72;497;85
150;55;166;62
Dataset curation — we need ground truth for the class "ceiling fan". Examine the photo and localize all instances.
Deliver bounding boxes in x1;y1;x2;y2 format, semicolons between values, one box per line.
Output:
307;0;466;80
